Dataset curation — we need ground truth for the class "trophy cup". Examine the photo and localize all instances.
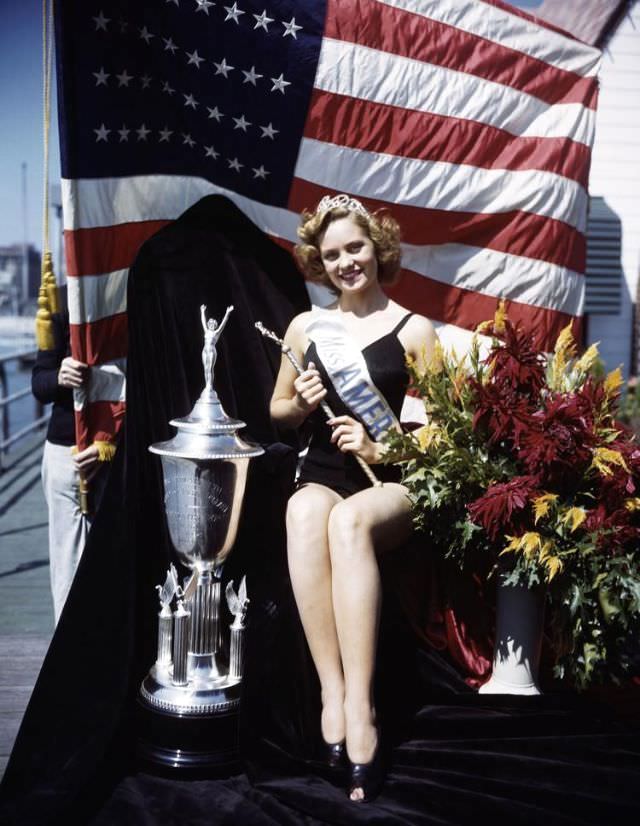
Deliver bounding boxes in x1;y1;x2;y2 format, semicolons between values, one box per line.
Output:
137;305;263;774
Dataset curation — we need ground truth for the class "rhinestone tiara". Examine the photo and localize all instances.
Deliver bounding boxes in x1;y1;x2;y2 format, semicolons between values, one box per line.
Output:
315;193;370;217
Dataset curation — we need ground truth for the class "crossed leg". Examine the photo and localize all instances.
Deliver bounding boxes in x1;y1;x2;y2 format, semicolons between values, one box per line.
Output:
287;480;413;798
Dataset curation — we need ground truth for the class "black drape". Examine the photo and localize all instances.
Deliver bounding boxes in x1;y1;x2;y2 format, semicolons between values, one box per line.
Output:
1;196;639;826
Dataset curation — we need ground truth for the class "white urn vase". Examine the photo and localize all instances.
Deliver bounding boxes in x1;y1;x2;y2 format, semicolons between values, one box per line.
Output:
478;578;545;695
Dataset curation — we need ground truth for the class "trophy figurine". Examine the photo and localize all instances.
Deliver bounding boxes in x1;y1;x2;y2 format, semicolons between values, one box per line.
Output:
137;305;264;774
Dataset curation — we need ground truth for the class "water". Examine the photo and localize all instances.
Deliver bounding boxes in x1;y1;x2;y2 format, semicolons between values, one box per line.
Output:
0;339;44;439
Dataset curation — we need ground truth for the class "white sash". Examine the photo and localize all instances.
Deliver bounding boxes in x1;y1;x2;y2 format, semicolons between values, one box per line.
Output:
305;311;400;441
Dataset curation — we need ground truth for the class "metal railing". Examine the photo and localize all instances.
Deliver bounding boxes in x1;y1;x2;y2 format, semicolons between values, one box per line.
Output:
0;349;49;471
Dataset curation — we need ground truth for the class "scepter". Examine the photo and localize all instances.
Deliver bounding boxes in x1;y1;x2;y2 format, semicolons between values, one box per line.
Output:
255;321;382;488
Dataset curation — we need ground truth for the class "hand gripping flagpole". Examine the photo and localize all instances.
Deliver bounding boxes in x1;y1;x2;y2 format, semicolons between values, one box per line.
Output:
255;322;382;488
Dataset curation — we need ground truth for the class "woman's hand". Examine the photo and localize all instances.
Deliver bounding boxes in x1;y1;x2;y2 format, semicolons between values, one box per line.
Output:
328;416;384;464
58;357;89;389
293;361;327;415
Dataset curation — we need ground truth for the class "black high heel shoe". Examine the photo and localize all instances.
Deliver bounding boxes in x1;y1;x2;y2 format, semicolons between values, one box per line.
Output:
320;738;346;769
348;731;385;803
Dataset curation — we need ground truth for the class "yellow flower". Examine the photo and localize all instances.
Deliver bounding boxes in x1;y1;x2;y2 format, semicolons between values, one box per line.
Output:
545;556;564;581
499;535;521;555
604;367;623;399
624;498;640;512
538;540;555;565
548;323;577;391
574;343;600;374
415;422;442;451
533;493;558;524
591;447;629;477
560;507;587;532
493;299;508;333
520;531;542;559
426;340;444;373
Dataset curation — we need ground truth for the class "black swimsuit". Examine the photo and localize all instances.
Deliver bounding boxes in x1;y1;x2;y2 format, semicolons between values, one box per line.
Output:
297;313;413;498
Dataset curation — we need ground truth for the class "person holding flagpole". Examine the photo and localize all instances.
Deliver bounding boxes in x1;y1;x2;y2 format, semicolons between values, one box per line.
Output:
270;195;437;802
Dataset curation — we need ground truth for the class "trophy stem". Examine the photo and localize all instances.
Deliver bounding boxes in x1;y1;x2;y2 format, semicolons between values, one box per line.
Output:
229;624;244;681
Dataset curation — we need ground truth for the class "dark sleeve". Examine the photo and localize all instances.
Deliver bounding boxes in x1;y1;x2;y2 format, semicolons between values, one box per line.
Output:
31;314;68;405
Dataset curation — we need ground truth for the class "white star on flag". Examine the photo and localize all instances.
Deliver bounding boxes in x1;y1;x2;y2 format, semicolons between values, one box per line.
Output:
166;0;180;6
139;26;154;44
140;74;152;89
182;133;196;147
117;125;130;141
213;58;234;78
159;127;173;142
232;115;251;131
162;82;175;95
207;106;224;121
184;93;199;109
205;146;220;159
282;17;302;39
118;18;128;33
270;73;290;94
93;11;110;31
186;49;205;68
163;37;179;54
94;123;110;142
228;157;243;172
136;124;151;141
195;0;214;14
252;165;269;179
115;70;133;87
224;3;245;24
93;67;110;86
253;9;273;31
242;66;263;85
259;122;279;139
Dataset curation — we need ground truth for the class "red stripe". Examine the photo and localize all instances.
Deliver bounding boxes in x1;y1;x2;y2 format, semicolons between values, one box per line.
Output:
305;89;591;188
267;236;580;350
288;179;586;274
70;313;128;365
324;0;598;110
74;401;125;451
387;268;582;351
65;220;171;277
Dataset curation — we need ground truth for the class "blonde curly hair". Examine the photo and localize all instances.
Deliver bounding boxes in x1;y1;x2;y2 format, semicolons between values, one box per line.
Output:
294;204;402;288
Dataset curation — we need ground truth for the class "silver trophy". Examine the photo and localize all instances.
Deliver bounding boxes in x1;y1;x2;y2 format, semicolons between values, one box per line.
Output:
137;305;263;772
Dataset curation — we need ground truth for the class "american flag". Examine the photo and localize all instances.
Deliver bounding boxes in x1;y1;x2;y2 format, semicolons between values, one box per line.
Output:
56;0;601;448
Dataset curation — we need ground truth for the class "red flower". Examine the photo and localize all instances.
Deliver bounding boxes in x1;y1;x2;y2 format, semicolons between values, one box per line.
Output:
472;381;534;449
468;475;540;540
485;320;546;396
518;393;595;486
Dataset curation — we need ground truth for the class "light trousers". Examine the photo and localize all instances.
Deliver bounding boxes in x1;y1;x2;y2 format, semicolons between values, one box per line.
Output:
41;440;93;623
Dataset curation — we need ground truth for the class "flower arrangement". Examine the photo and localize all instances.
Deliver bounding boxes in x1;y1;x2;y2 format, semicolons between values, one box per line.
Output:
385;306;640;689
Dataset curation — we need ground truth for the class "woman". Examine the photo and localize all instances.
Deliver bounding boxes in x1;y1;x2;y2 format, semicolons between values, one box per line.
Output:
270;194;437;802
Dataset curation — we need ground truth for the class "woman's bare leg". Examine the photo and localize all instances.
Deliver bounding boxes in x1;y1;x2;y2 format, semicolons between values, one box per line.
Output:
287;483;345;744
328;483;413;798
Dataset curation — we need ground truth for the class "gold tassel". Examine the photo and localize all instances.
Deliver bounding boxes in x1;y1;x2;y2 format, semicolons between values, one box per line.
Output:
94;441;117;462
42;251;60;314
35;281;54;350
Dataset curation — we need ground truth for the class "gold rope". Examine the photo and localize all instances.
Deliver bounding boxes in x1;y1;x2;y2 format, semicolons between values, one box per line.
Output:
36;0;59;350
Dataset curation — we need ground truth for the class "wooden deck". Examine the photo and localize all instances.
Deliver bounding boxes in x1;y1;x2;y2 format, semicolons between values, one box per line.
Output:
0;434;54;777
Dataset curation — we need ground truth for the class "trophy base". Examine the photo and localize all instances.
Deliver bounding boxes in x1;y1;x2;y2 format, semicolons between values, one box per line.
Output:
136;667;242;777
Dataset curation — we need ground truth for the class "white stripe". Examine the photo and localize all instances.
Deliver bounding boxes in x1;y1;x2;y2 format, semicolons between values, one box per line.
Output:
378;0;601;78
73;359;127;409
62;176;299;233
315;38;597;147
67;269;128;324
401;243;584;316
295;139;589;231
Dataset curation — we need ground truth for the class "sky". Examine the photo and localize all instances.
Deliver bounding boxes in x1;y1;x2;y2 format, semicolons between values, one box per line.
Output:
0;0;540;253
0;0;60;251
